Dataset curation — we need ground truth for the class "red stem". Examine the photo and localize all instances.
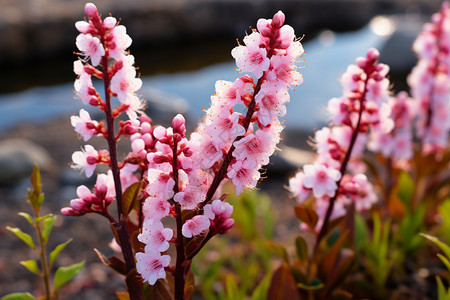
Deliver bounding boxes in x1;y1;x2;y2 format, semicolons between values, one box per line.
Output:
199;76;263;209
309;72;370;277
101;55;142;299
172;140;187;300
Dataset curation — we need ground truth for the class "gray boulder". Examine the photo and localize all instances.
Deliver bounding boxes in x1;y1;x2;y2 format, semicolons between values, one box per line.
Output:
0;139;56;183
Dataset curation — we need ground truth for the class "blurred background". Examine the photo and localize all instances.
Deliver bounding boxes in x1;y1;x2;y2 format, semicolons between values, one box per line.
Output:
0;0;444;298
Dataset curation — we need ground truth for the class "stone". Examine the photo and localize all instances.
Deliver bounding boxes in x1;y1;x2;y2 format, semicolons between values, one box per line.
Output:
0;139;56;183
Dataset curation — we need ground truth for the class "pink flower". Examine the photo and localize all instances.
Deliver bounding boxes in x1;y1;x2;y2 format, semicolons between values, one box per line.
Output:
71;109;98;141
204;200;233;220
174;186;205;210
233;130;273;169
74;73;96;105
75;20;91;34
182;215;211;238
110;56;142;103
136;248;171;285
339;174;377;212
142;197;171;221
288;172;311;203
231;32;270;78
103;17;117;30
146;169;175;200
189;132;224;169
205;110;245;141
69;185;94;212
255;81;290;125
94;172;116;205
302;163;342;198
75;33;105;66
71;145;100;177
138;219;173;252
108;25;132;60
267;54;303;87
227;159;261;195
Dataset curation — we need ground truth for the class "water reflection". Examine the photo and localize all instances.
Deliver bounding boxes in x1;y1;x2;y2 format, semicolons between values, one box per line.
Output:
0;18;398;131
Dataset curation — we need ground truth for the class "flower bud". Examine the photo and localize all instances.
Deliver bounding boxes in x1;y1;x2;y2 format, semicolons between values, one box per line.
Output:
366;48;380;61
141;122;152;134
85;3;99;20
217;218;235;234
86;155;98;165
271;11;285;29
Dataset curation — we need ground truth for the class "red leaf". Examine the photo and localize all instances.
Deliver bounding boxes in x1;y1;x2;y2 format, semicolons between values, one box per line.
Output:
294;204;318;230
267;264;300;300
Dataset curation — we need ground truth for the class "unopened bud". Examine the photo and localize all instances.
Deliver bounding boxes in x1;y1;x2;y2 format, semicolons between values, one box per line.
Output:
86;156;98;165
366;48;380;61
271;11;285;29
356;57;367;69
85;3;99;20
172;114;186;136
217;218;235;234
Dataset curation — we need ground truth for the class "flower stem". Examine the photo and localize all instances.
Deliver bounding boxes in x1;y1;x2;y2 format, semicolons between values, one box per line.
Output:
307;74;369;281
200;77;264;209
171;139;187;300
33;209;51;300
101;55;142;299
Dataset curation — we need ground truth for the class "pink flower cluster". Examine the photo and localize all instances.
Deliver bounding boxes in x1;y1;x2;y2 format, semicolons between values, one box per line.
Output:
290;49;389;228
63;4;145;216
408;2;450;154
73;3;143;121
189;11;304;195
61;173;115;216
368;91;416;168
65;4;304;288
136;10;304;285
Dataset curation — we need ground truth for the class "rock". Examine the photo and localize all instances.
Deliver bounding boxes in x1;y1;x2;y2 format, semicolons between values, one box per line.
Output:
0;139;56;183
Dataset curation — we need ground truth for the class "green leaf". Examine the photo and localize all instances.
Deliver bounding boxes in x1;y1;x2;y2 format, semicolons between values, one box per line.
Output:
266;241;290;264
1;293;35;300
437;254;450;273
436;276;450;300
396;171;414;208
295;236;309;263
121;182;142;216
41;215;56;242
18;213;34;226
6;227;35;249
251;272;272;300
297;279;324;291
20;260;40;276
54;261;84;291
30;164;42;196
49;239;72;268
35;214;54;223
224;274;240;299
28;164;43;208
421;233;450;260
354;213;368;253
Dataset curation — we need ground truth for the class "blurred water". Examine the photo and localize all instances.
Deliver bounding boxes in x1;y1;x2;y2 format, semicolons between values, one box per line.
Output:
0;22;389;131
